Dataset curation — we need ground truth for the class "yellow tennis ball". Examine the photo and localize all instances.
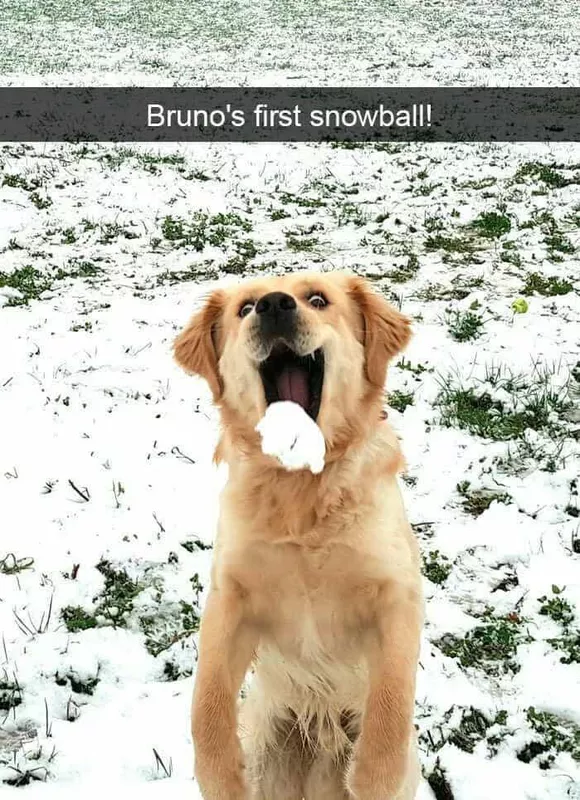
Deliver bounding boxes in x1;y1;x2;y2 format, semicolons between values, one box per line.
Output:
511;298;529;314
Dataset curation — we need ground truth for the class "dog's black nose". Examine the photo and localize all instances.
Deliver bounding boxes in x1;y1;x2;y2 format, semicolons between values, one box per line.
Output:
256;292;297;316
256;292;297;339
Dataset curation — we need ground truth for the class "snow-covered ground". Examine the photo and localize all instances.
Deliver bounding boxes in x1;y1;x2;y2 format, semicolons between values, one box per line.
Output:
1;3;580;799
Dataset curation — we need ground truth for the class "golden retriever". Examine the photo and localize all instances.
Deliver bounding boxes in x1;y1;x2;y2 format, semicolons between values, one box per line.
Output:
174;271;423;800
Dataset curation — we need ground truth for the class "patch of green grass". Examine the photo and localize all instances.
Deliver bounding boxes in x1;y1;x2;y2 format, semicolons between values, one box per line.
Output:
459;177;497;190
99;147;139;169
499;246;522;267
470;211;511;239
456;481;511;516
60;227;77;244
138;153;186;173
446;309;485;342
544;229;575;259
286;234;318;252
438;388;504;438
56;259;103;280
212;212;252;231
416;283;480;302
162;658;193;681
55;669;100;695
425;234;475;254
360;229;393;254
29;191;52;210
278;192;326;209
520;210;556;230
213;237;259;274
97;148;188;175
161;212;252;251
0;265;52;305
157;263;219;285
180;538;213;553
514;162;579;189
521;707;580;766
95;560;141;626
61;561;141;630
396;358;432;376
424;215;444;233
422;550;452;586
270;208;291;221
564;205;580;227
61;606;98;633
233;238;258;261
0;259;103;305
548;631;580;664
522;272;574;296
518;212;575;260
414;181;440;197
483;363;529;393
59;560;202;662
437;370;571;441
539;588;575;627
539;586;580;664
70;320;93;332
99;222;139;244
452;274;485;293
140;600;200;657
437;612;532;675
389;390;415;412
222;255;251;274
308;178;360;198
387;253;420;283
2;173;41;191
334;202;367;227
0;671;22;711
328;140;369;151
161;215;195;243
491;564;520;592
442;707;508;755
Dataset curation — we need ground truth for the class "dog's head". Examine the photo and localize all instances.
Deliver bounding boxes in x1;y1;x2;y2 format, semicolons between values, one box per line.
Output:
174;272;411;456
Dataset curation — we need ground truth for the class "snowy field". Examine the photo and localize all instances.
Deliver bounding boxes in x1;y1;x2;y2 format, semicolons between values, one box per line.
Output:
1;2;580;799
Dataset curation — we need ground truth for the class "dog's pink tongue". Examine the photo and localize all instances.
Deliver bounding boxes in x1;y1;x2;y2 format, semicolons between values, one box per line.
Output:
276;367;310;410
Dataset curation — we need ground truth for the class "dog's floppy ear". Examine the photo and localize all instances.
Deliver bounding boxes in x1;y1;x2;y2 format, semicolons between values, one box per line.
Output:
348;276;411;389
173;290;225;400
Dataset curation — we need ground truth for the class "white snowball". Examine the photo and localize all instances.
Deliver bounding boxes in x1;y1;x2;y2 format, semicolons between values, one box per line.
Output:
256;401;326;474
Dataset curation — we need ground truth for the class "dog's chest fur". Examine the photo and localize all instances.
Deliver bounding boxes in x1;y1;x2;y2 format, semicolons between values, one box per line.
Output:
215;428;415;704
252;541;375;656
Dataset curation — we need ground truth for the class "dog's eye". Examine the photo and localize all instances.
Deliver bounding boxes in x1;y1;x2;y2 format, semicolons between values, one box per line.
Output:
238;301;255;318
308;293;327;309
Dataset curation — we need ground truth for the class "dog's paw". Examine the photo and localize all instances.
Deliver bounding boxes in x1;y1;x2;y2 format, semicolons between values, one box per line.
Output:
256;401;326;474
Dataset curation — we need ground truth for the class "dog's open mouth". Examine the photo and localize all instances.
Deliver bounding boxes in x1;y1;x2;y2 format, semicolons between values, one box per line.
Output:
259;344;324;421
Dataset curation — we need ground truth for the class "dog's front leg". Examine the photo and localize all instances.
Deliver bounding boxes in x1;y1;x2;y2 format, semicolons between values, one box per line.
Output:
192;585;256;800
347;584;422;800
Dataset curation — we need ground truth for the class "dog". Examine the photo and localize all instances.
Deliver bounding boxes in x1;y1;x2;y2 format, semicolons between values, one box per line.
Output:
174;271;424;800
